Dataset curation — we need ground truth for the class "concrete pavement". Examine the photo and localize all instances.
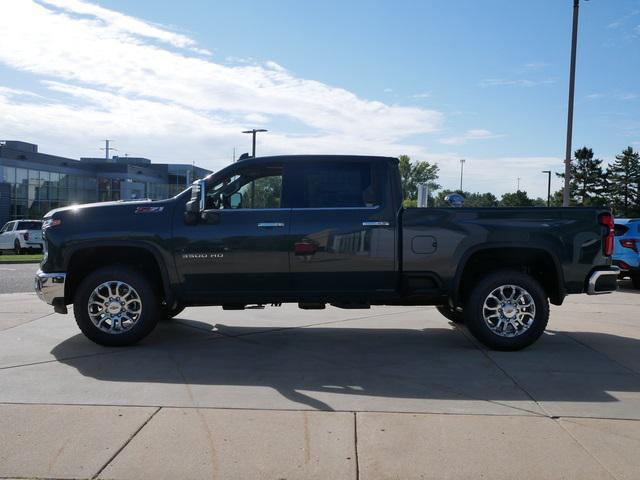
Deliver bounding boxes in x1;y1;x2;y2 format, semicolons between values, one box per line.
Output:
0;284;639;479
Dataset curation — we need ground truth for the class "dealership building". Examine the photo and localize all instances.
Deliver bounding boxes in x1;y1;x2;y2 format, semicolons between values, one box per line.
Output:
0;140;212;226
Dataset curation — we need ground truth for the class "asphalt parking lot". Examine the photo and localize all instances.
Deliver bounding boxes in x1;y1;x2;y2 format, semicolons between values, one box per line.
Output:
1;282;639;479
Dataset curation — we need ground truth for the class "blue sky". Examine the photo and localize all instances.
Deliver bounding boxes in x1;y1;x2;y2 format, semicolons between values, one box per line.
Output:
1;0;639;197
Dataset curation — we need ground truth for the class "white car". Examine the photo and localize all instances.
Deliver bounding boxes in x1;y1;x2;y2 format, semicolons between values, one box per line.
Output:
0;220;44;254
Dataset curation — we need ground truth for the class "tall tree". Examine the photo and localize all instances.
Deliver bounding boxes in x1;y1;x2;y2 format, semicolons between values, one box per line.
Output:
606;146;640;217
499;190;534;207
398;155;440;205
556;146;606;206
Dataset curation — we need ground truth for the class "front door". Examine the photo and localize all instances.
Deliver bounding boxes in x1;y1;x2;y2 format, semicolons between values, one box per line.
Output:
287;160;397;296
174;162;291;300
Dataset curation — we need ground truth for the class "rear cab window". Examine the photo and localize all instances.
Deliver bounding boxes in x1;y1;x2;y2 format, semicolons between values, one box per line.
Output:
16;221;42;230
293;161;381;209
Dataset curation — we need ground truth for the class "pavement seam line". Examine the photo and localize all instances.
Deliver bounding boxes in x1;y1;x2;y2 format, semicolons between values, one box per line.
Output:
454;324;553;417
556;330;640;377
91;406;162;480
353;412;360;480
0;312;56;332
551;417;621;480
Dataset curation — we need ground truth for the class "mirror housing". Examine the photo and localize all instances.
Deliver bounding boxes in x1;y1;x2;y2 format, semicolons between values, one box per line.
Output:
184;179;206;224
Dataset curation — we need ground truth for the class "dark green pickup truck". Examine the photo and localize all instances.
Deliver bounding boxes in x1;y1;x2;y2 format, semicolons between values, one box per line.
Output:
35;155;619;350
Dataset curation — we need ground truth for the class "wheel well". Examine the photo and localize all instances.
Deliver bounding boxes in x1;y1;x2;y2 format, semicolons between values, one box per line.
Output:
457;248;563;306
65;246;167;305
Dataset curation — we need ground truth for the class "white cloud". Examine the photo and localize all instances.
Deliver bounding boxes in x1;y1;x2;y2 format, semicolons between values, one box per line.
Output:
0;0;558;198
0;0;444;170
411;92;432;99
439;129;504;146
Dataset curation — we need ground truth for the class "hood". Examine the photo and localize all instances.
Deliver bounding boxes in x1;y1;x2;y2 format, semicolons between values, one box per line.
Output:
44;199;161;219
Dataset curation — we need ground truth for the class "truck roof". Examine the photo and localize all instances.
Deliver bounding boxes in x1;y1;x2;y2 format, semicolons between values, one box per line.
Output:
233;154;399;165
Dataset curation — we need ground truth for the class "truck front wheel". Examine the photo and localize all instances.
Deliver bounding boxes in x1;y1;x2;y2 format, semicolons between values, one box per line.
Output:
464;270;549;351
73;266;160;346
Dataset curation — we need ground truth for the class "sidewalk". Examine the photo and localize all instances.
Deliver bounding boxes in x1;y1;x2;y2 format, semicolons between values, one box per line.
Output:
1;291;639;479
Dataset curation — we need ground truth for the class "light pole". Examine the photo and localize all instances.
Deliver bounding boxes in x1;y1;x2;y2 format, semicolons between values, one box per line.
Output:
563;0;581;207
542;170;552;207
242;129;268;158
459;159;465;191
517;177;521;191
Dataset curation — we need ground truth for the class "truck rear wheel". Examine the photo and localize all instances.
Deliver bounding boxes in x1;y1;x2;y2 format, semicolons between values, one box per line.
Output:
73;266;160;346
464;270;549;351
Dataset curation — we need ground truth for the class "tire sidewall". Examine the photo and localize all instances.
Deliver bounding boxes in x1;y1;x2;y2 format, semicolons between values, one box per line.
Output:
464;270;549;351
74;265;160;346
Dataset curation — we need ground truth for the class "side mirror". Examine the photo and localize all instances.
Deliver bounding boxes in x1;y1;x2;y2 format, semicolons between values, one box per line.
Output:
229;192;242;209
184;179;206;224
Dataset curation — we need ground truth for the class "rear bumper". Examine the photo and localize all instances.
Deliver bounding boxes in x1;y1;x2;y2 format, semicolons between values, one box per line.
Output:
587;267;620;295
34;270;66;305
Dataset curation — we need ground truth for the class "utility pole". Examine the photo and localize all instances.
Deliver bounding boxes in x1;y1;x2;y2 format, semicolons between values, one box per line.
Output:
542;170;552;207
517;177;521;191
242;129;268;158
100;139;116;160
459;159;466;191
563;0;581;207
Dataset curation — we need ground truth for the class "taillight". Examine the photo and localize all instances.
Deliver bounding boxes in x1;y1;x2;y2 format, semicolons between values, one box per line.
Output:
23;232;29;241
599;212;614;256
620;239;639;253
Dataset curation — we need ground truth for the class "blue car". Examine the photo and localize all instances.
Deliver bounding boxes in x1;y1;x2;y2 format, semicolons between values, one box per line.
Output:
613;218;640;289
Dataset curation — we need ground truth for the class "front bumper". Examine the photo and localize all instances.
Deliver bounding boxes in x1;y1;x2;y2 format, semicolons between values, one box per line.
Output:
586;267;620;295
34;269;66;305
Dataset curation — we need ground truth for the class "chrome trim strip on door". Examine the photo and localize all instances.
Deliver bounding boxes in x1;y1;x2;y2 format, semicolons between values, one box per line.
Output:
257;222;285;228
362;221;390;227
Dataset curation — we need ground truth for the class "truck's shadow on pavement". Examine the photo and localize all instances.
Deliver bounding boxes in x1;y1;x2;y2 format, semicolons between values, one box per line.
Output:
50;318;640;411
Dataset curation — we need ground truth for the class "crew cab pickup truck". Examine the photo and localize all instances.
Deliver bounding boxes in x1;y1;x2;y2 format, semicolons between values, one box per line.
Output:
35;155;619;350
0;220;44;254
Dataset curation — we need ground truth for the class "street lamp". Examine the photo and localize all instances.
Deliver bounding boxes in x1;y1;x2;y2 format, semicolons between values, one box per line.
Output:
542;170;552;207
563;0;582;207
242;129;268;158
459;159;466;191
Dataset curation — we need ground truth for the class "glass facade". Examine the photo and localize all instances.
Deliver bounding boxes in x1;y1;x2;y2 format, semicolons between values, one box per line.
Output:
0;165;98;220
0;164;197;222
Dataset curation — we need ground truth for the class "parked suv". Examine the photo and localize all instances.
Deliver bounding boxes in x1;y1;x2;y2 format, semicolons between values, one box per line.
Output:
613;218;640;289
0;220;44;254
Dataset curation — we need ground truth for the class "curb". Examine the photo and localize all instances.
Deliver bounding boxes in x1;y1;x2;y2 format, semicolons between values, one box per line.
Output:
0;260;41;265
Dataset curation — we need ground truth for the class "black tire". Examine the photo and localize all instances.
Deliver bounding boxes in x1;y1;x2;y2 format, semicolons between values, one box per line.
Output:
73;265;161;346
464;269;549;351
631;274;640;290
162;304;185;320
436;305;464;324
14;240;22;255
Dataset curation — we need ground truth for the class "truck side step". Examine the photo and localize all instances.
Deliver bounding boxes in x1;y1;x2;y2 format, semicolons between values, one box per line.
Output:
298;302;326;310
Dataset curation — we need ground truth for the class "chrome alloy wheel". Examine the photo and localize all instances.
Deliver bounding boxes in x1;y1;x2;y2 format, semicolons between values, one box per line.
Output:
482;284;536;338
87;281;142;334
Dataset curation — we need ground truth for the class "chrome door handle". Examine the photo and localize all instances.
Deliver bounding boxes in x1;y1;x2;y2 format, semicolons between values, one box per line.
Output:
257;222;285;228
362;221;390;227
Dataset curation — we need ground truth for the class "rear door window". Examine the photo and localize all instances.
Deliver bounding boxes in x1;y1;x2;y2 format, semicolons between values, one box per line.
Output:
297;162;379;208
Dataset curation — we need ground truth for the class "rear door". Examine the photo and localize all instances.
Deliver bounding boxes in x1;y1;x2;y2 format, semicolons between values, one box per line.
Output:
287;159;397;295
